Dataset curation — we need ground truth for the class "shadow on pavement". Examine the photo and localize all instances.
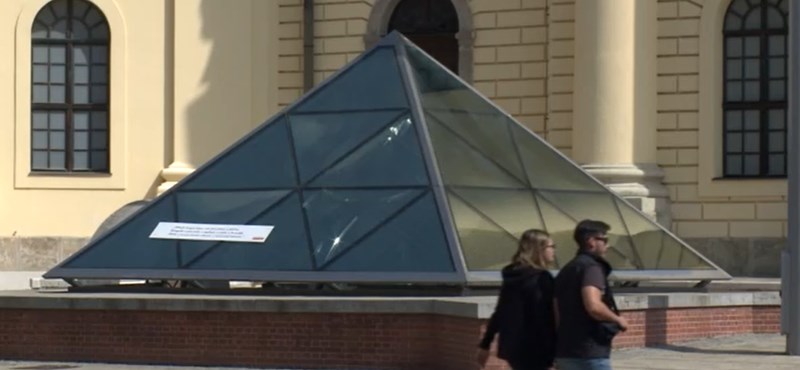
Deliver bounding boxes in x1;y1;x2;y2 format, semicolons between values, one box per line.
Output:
652;344;786;356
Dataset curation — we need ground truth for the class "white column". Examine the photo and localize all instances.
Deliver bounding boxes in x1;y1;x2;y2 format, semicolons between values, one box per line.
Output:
573;0;670;226
157;0;194;195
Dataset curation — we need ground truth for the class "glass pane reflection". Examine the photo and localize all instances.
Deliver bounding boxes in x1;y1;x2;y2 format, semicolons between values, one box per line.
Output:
449;192;518;271
450;187;543;239
427;110;527;183
310;115;429;187
304;189;422;266
537;191;639;270
325;192;454;272
511;124;605;192
290;110;405;183
428;117;527;188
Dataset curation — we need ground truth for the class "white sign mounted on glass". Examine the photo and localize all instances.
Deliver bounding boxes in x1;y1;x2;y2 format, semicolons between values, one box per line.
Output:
149;222;274;243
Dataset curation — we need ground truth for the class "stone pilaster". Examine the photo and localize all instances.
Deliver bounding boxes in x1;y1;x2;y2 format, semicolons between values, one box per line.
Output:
573;0;670;227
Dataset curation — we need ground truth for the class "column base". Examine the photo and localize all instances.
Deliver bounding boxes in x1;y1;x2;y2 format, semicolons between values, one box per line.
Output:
582;163;671;228
157;162;195;195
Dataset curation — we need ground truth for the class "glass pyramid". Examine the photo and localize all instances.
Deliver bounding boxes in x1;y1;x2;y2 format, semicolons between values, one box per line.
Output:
44;32;729;285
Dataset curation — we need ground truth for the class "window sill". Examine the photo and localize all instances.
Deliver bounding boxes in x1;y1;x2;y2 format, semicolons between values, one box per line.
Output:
28;171;112;177
16;171;124;190
713;176;787;181
698;176;786;198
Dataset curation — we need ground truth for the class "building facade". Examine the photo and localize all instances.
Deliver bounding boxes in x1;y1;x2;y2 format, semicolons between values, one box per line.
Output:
0;0;788;281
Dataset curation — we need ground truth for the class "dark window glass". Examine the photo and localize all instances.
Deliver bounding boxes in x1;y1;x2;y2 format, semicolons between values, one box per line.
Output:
388;0;459;73
723;0;787;177
31;0;110;172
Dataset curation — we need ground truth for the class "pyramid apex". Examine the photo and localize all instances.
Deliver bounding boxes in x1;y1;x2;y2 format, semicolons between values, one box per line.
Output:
375;30;407;47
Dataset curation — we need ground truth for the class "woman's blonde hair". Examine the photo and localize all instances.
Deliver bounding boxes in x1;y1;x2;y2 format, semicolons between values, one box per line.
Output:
511;229;552;269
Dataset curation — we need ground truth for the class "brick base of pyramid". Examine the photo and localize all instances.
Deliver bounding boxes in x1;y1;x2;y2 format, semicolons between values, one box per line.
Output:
0;291;780;369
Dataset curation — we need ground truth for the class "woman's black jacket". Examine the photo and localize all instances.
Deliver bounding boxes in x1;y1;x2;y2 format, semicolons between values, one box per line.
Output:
478;264;556;369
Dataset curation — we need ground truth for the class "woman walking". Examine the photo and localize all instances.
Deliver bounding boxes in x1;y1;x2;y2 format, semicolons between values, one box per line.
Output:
476;229;558;370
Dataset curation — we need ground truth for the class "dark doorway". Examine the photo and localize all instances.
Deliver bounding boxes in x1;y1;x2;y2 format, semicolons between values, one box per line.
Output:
388;0;459;74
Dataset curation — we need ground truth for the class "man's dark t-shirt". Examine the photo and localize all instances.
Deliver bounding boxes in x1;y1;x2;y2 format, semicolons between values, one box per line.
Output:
554;252;614;359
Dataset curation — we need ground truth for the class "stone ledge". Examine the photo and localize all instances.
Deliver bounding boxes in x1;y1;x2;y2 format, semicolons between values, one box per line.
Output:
0;290;780;319
616;291;780;310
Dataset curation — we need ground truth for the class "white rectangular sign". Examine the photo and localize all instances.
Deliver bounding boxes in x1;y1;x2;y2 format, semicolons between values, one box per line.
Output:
149;222;274;243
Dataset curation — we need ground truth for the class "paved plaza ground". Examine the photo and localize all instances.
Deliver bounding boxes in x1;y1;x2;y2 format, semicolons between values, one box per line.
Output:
0;333;798;369
613;333;800;369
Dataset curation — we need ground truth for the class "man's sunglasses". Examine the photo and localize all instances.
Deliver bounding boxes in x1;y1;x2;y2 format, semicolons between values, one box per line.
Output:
593;236;609;243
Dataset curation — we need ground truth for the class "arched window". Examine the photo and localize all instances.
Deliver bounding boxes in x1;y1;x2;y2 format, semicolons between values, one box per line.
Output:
388;0;459;74
722;0;787;177
31;0;110;172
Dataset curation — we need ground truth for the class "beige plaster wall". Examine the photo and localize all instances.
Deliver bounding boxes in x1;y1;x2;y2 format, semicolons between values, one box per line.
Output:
470;0;549;139
170;0;279;169
0;0;280;238
657;0;787;238
546;0;575;156
0;0;168;237
278;0;304;108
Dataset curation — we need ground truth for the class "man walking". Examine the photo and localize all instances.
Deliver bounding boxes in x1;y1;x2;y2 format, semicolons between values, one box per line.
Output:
554;219;628;370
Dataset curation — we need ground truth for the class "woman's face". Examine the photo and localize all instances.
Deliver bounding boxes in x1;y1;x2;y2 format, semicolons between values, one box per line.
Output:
541;238;556;264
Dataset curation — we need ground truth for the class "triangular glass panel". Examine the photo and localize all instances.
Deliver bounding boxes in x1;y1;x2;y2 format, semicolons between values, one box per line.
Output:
324;191;455;272
450;187;544;239
537;191;639;269
303;188;423;266
674;237;716;270
657;233;716;270
615;198;664;269
181;117;296;190
64;196;179;269
510;124;605;192
405;43;497;114
655;232;682;269
310;114;429;187
428;116;527;188
289;110;406;183
535;193;582;268
175;190;290;266
295;47;408;112
447;191;518;271
427;110;527;184
614;198;716;270
185;192;313;271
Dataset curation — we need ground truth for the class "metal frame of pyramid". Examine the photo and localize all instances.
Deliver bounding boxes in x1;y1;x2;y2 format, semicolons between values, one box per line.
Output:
44;32;730;287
